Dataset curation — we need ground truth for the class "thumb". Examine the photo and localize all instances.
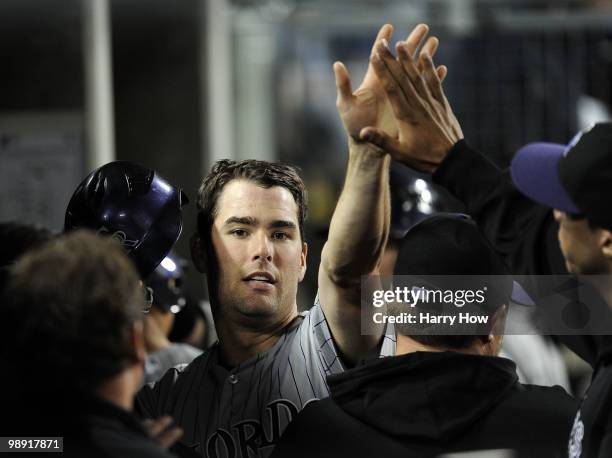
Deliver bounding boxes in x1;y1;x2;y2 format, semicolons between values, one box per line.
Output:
333;61;353;106
359;127;401;154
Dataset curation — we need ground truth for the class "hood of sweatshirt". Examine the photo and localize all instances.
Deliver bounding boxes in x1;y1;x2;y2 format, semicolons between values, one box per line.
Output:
327;351;519;443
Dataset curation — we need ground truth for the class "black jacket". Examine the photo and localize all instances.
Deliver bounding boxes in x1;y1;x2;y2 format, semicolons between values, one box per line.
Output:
272;352;576;458
0;393;175;458
432;140;612;457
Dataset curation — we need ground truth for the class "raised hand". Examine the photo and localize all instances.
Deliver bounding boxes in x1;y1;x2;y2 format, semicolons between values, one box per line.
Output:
333;24;440;142
361;32;463;172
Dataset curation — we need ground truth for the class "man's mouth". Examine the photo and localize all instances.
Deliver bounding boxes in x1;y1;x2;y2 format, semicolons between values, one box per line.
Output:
243;272;276;285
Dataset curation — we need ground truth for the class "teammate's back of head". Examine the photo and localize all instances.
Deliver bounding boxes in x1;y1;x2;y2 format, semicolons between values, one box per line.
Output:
392;214;511;353
1;230;145;408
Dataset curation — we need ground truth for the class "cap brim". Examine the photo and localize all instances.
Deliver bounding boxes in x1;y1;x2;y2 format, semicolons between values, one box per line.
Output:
511;281;535;306
511;143;581;214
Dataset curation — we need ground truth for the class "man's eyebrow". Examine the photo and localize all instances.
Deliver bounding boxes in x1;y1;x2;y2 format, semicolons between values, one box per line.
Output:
269;220;297;230
224;216;257;226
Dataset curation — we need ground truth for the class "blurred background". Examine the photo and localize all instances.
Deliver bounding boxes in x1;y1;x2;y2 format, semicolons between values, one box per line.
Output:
1;0;612;310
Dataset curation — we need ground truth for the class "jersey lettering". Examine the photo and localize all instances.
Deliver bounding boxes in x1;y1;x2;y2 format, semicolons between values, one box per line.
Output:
204;399;304;458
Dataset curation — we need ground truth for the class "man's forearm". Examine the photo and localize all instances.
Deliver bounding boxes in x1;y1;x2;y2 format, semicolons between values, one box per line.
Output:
433;140;566;277
321;138;390;288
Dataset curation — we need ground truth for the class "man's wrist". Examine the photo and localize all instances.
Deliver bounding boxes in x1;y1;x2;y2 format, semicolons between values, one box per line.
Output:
426;138;462;174
432;138;503;200
347;136;387;159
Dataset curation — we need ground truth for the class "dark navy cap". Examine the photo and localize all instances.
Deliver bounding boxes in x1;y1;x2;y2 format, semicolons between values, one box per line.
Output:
394;214;528;310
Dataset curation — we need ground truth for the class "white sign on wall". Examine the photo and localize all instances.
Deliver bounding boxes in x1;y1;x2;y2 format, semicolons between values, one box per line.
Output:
0;113;84;232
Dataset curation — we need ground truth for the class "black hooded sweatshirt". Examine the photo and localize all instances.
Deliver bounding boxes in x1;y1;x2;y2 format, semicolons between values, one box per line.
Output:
432;140;612;457
272;351;577;458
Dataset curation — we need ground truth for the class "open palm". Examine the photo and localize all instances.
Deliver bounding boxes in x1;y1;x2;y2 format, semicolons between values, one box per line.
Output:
334;24;442;142
361;34;463;172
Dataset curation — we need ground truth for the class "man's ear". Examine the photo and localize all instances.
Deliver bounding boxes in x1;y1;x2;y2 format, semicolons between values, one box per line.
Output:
131;320;146;364
191;233;208;273
298;242;308;282
599;229;612;260
485;303;508;356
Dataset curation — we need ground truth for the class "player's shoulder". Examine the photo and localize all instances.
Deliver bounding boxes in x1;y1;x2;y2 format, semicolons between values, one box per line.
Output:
285;300;328;345
498;382;578;424
517;383;577;405
136;347;215;418
159;345;211;381
260;300;328;362
297;296;325;326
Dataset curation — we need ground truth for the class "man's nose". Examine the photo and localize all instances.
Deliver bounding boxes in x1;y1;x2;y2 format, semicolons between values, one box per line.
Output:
553;209;563;222
251;232;273;262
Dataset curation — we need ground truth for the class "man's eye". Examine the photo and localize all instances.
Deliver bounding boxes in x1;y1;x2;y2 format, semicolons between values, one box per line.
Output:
272;232;289;241
231;229;248;237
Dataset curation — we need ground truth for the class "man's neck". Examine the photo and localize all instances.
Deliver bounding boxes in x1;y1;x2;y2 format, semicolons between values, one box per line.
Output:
582;273;612;308
216;311;299;368
95;368;139;411
395;335;487;357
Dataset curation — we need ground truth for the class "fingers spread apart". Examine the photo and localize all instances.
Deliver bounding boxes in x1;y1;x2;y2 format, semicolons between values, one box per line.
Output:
372;39;428;122
403;23;429;59
333;61;353;106
370;23;394;57
420;51;446;107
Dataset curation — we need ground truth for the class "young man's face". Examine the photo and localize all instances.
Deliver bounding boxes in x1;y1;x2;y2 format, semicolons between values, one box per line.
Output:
210;179;307;324
554;210;609;275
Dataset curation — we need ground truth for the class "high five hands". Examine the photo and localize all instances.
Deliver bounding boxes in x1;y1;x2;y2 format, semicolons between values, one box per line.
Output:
333;23;464;173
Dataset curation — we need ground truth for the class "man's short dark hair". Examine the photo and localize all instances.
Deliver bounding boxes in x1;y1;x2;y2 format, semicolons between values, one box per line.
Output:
406;328;491;350
197;159;308;241
389;296;501;350
1;230;144;396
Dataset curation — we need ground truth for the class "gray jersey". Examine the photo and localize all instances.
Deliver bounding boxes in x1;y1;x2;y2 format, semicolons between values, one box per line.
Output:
144;343;203;384
136;298;396;458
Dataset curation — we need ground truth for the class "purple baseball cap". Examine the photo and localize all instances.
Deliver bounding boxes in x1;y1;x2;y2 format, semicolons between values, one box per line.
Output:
511;123;612;230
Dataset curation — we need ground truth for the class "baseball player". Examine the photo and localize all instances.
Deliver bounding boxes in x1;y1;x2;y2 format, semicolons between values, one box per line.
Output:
135;23;440;458
144;252;203;384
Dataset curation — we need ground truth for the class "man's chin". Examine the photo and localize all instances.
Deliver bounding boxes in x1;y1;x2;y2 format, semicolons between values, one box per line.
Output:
565;259;578;275
235;298;278;318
